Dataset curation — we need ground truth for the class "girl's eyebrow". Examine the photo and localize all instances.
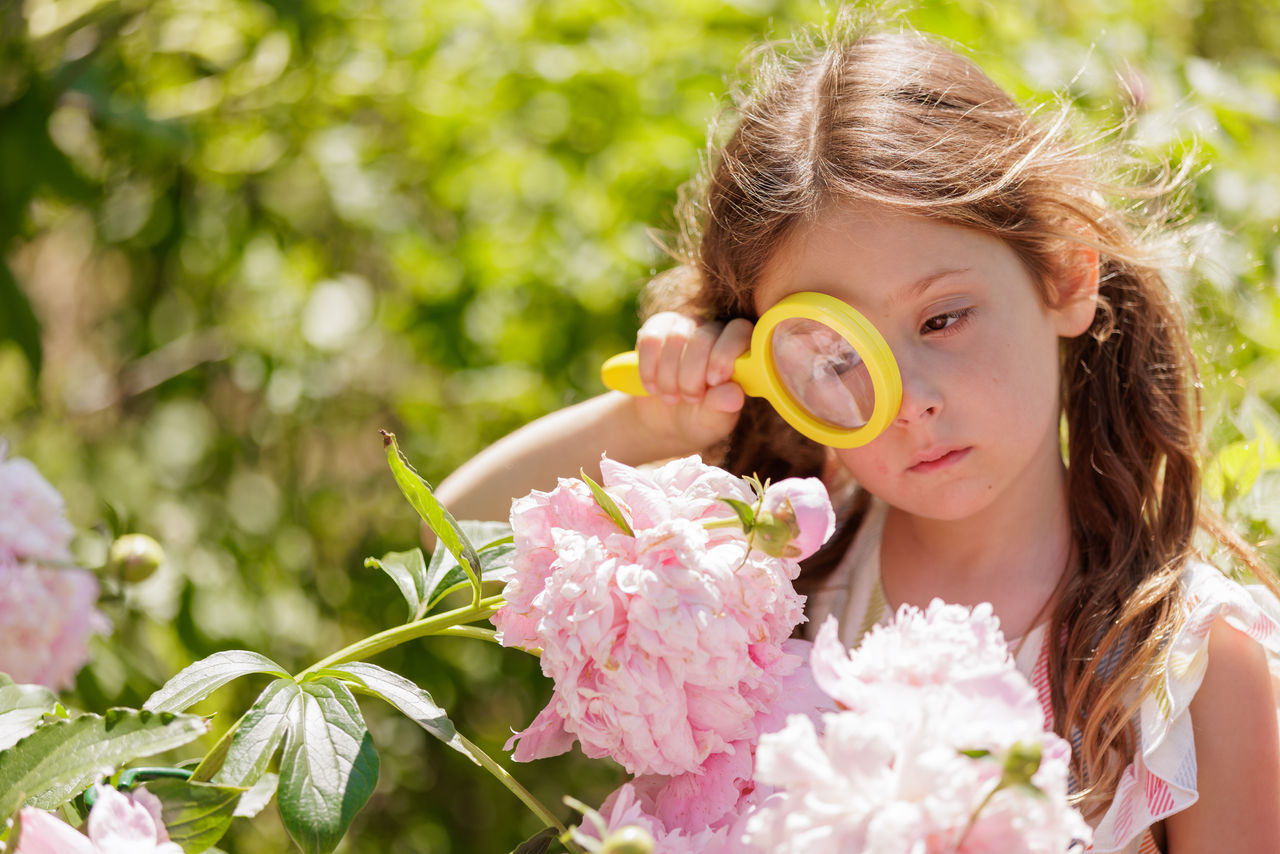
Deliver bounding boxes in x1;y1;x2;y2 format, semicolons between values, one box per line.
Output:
888;267;972;309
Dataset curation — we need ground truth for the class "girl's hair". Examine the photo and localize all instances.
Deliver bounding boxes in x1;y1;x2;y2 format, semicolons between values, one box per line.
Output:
643;18;1273;816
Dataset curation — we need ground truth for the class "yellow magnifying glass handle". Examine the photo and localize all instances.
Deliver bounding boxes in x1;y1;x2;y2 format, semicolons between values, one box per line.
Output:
599;350;767;398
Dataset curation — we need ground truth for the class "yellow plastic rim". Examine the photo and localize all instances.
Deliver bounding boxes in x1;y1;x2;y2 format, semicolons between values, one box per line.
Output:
735;292;901;448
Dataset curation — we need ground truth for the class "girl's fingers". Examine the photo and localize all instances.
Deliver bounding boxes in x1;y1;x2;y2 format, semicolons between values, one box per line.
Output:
707;318;754;386
679;321;725;401
704;380;746;413
637;312;695;401
636;312;754;408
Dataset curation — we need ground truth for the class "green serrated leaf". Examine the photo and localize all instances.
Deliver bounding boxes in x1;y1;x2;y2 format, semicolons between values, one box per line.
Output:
208;678;299;790
718;497;756;533
144;777;245;854
382;431;483;601
0;675;58;751
579;469;633;536
144;650;290;714
512;826;559;854
277;678;379;854
0;708;208;819
365;549;429;623
321;662;475;765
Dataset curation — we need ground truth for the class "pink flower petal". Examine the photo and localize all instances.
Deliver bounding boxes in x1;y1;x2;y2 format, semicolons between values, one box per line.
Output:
14;808;96;854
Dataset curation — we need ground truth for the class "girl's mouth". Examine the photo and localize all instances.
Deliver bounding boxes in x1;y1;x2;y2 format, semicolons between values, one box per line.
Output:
908;447;971;474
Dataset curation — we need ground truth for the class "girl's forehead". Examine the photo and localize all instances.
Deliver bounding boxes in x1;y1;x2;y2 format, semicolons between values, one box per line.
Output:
753;202;999;313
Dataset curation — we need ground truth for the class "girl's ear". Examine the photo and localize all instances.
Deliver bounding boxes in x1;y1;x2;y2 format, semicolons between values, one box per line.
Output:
1050;243;1100;338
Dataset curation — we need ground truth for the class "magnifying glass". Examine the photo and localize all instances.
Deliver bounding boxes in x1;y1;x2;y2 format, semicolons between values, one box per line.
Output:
601;292;902;448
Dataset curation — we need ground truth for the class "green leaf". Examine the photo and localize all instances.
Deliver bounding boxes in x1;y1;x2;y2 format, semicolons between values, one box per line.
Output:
207;678;299;789
321;662;476;765
579;469;634;536
0;708;208;818
144;651;290;713
277;677;379;854
144;777;245;854
232;772;279;818
0;675;58;751
512;826;559;854
718;497;756;533
423;521;515;614
365;548;429;623
382;431;483;599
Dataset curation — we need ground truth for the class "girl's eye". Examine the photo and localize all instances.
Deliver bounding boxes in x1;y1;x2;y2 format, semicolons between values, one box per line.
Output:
920;308;974;335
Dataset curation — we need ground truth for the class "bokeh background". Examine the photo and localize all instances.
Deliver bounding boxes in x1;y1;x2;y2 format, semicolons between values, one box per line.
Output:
2;0;1279;851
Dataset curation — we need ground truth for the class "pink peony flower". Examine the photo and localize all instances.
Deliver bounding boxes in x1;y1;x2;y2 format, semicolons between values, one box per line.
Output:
15;784;182;854
0;560;109;690
573;782;735;854
0;452;76;565
739;604;1091;853
0;450;108;690
493;455;823;777
753;477;836;560
618;638;835;834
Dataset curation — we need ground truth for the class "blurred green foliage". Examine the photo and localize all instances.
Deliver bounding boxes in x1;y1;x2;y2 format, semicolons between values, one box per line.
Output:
2;0;1278;851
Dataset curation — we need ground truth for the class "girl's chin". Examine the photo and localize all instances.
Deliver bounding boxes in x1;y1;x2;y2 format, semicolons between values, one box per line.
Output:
875;483;1001;524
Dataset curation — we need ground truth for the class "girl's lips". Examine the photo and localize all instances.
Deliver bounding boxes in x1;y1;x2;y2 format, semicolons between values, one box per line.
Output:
908;447;971;474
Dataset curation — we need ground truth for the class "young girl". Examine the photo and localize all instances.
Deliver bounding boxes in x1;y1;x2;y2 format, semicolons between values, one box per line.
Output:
434;20;1280;853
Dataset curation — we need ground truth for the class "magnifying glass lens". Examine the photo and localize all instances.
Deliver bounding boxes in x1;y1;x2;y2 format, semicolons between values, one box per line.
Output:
770;317;876;429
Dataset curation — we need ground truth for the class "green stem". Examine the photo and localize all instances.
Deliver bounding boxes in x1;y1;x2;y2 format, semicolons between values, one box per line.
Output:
457;734;583;854
954;782;1001;850
434;624;532;651
296;594;506;680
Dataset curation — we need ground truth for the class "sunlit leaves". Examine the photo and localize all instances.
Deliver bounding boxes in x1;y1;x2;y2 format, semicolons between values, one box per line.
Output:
321;661;474;762
143;650;291;714
0;675;58;751
276;678;379;854
0;709;208;819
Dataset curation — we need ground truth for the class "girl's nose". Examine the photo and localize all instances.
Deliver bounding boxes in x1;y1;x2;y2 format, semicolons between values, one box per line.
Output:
893;356;942;426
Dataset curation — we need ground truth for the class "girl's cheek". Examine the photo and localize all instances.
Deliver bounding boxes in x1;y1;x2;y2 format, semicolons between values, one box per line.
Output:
836;447;893;479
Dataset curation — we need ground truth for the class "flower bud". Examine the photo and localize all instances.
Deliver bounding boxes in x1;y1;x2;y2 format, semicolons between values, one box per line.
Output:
754;478;836;560
1000;741;1044;791
106;534;165;583
600;825;655;854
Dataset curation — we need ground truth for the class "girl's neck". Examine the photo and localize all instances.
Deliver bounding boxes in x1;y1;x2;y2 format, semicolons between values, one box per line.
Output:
878;450;1073;640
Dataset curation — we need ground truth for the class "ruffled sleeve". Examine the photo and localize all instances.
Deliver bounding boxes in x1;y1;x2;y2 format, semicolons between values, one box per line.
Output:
1088;561;1280;853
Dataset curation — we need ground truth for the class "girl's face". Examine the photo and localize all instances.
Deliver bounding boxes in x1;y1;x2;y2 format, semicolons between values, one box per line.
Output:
754;201;1096;523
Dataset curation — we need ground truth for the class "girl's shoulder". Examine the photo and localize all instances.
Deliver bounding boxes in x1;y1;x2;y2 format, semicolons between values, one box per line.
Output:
1088;559;1280;853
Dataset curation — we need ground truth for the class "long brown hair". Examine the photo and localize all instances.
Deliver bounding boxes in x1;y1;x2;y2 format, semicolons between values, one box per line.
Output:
643;16;1273;816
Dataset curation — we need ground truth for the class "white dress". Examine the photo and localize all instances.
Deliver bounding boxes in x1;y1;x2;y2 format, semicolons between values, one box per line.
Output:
804;500;1280;854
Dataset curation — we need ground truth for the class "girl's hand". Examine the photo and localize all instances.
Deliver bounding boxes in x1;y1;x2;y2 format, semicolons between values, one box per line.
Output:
632;311;753;452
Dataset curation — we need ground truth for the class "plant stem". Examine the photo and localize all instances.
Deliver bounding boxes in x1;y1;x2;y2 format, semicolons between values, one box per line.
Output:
295;594;506;680
457;734;583;854
434;624;536;654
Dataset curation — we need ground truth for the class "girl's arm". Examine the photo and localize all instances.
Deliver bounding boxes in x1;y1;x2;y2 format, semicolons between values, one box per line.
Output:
1163;616;1280;853
426;314;754;531
431;391;714;523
